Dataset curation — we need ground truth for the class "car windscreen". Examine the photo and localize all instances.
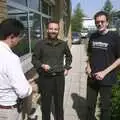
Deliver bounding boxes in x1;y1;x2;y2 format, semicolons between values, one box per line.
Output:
72;32;79;38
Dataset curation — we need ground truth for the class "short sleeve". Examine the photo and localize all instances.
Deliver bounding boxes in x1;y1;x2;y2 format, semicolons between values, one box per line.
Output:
114;32;120;58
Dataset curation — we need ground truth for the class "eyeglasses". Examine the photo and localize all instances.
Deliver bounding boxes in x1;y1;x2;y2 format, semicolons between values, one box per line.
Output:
95;20;106;24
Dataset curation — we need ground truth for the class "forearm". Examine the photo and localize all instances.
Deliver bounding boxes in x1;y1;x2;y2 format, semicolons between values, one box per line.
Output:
64;44;72;70
86;60;91;75
103;58;120;75
65;58;72;70
86;61;90;68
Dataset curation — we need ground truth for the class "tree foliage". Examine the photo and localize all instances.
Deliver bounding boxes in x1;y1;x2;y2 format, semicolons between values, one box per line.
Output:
113;11;120;18
103;0;113;14
112;10;120;22
103;0;113;26
111;82;120;119
71;3;84;32
111;73;120;120
111;11;120;29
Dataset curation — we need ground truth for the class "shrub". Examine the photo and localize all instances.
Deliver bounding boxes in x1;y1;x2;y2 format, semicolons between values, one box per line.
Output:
111;72;120;120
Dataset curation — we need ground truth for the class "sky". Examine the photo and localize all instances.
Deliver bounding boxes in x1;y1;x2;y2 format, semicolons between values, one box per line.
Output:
71;0;120;18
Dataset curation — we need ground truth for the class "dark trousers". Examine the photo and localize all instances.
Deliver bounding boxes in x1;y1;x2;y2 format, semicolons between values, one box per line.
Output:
39;74;65;120
87;83;112;120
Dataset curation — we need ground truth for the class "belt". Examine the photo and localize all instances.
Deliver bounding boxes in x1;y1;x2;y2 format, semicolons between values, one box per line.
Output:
51;72;57;76
0;104;17;109
42;72;64;77
48;72;64;76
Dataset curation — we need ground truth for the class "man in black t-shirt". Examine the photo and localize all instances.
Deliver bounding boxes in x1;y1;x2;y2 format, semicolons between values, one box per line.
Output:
86;11;120;120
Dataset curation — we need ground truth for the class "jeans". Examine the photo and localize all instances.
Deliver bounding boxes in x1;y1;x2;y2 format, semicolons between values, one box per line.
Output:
87;83;112;120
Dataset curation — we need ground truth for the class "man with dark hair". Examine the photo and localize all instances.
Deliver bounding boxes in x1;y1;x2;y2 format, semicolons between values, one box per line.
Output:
0;18;34;120
86;11;120;120
32;20;72;120
0;18;24;40
94;11;109;22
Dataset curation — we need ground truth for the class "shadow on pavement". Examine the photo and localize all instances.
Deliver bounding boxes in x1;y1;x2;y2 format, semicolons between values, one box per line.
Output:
71;93;87;120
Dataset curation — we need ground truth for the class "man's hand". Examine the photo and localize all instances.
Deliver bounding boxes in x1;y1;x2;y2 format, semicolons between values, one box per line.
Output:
64;69;69;76
41;64;51;72
94;70;107;80
85;65;92;77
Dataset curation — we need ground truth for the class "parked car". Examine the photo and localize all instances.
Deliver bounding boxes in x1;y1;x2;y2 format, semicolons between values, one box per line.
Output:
72;32;81;44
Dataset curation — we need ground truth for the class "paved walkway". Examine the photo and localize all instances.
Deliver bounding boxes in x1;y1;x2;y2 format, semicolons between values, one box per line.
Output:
28;44;88;120
63;44;88;120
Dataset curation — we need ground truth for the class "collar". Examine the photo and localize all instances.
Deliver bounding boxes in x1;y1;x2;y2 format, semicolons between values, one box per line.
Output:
98;29;109;35
45;39;62;46
0;41;13;53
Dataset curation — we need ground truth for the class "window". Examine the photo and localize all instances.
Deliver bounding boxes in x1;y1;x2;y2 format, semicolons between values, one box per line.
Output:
42;17;50;38
10;0;27;6
49;5;54;16
42;1;49;15
29;12;42;51
29;0;40;11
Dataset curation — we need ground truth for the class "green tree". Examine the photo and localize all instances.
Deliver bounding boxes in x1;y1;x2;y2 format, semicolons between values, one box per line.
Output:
103;0;113;13
103;0;113;26
71;3;84;32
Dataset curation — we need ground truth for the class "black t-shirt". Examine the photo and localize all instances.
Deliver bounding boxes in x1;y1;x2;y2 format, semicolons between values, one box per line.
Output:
88;31;120;85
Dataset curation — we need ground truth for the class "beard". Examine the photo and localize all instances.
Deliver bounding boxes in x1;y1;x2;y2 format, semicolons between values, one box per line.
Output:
48;33;58;40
